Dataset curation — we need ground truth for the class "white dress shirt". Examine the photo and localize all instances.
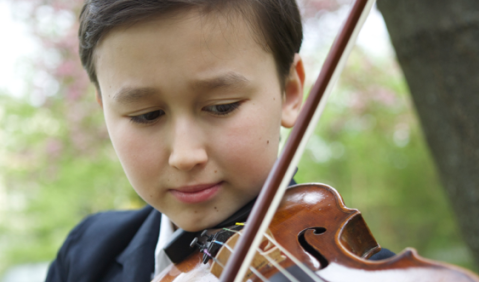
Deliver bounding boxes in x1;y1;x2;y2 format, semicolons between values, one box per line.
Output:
154;214;175;276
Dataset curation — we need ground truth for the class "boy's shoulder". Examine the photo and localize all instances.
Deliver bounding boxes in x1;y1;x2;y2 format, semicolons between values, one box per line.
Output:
67;205;157;243
46;206;161;282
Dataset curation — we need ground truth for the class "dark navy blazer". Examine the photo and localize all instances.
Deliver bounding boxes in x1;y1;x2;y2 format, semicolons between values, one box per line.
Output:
46;206;161;282
46;190;394;282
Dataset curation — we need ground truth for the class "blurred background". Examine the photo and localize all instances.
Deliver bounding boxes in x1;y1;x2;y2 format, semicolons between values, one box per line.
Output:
1;0;478;281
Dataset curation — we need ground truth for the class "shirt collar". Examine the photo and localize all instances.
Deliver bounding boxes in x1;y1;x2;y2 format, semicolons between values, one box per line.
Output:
154;214;175;276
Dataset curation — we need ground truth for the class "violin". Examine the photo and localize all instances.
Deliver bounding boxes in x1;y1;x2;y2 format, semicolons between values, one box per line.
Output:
153;184;479;281
152;0;479;281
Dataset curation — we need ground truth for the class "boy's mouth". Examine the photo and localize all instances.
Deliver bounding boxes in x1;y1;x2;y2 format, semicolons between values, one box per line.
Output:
169;182;222;204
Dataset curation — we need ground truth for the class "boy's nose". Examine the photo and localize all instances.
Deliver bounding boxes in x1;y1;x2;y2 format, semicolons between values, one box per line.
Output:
168;123;208;171
169;147;208;171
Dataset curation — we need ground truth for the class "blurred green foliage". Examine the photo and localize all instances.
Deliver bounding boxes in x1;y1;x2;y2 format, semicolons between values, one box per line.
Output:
0;92;145;274
296;48;476;271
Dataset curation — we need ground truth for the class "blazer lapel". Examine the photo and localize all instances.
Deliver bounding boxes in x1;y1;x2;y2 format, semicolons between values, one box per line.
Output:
116;208;162;282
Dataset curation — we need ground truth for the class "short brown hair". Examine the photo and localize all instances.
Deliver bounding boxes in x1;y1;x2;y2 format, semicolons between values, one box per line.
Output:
78;0;303;91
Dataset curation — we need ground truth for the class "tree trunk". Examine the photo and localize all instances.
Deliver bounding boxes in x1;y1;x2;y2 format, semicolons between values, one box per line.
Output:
377;0;479;268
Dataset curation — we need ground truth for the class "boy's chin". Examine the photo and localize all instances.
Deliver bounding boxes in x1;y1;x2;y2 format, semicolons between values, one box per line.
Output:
172;214;229;232
175;221;217;233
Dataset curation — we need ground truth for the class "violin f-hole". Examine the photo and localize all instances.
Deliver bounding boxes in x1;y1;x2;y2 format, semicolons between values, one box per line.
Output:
298;227;329;269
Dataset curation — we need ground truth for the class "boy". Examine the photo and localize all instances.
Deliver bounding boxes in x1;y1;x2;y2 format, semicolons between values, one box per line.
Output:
46;0;392;281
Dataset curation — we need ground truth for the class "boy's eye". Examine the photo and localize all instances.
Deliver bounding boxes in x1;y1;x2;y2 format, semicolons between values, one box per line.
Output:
130;110;164;124
204;102;240;115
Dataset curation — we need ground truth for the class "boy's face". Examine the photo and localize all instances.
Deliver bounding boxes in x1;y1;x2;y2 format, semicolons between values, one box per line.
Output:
95;10;304;231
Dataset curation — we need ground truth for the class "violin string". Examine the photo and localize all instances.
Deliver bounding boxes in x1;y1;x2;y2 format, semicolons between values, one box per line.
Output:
210;253;270;282
255;248;300;282
222;228;304;282
212;240;226;247
223;228;323;282
248;266;270;282
211;257;225;269
209;242;270;282
215;236;281;281
222;243;234;253
221;227;328;282
213;238;296;282
262;233;324;282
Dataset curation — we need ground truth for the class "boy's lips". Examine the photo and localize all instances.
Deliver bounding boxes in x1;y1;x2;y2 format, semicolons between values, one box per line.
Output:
169;182;222;204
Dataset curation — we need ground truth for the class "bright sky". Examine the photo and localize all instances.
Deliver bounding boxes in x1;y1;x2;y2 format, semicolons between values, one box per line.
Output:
0;1;393;98
0;0;39;97
357;4;393;57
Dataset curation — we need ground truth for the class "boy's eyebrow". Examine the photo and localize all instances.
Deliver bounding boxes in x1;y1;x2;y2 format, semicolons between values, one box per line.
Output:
193;72;249;90
113;87;158;104
113;72;249;103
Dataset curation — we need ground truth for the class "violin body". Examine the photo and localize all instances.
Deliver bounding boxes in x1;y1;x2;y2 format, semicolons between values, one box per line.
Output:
152;184;479;281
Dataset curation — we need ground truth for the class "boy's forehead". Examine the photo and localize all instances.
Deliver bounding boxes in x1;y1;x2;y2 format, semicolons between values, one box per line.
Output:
95;10;272;80
95;8;267;62
93;9;276;93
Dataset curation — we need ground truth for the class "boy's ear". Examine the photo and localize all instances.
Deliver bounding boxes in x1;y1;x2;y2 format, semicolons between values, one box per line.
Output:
96;89;103;108
281;54;305;128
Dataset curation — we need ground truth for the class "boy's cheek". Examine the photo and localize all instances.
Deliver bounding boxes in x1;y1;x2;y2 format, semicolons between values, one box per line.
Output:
218;121;280;185
105;123;165;186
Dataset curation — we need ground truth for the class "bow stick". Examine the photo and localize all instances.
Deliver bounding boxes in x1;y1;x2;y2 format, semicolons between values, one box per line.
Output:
219;0;376;281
